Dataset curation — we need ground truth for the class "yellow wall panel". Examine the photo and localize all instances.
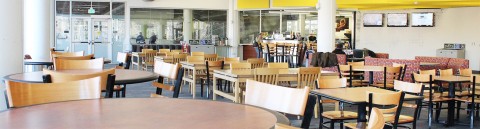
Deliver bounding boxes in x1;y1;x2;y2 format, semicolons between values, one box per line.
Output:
237;0;270;10
271;0;317;7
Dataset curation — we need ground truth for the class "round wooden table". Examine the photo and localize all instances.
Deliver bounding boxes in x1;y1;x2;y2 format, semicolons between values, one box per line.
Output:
0;98;285;129
24;58;112;65
3;69;158;85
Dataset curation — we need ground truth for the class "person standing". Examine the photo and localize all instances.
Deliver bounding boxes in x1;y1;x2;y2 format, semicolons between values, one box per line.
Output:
253;33;262;58
149;32;157;44
136;32;145;44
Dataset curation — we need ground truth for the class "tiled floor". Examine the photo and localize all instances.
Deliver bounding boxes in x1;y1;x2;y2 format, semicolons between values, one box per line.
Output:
121;81;479;129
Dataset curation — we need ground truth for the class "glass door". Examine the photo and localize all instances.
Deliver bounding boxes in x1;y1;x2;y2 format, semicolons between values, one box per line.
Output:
71;17;111;59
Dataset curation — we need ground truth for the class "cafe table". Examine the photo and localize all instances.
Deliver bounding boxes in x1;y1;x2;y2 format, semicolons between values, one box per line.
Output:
0;98;288;129
180;61;246;99
212;68;338;103
433;75;471;127
310;87;423;129
351;65;384;85
3;69;158;85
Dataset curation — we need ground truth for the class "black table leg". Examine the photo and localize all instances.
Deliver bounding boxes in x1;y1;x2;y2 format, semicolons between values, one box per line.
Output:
369;71;374;86
446;82;455;126
357;103;367;129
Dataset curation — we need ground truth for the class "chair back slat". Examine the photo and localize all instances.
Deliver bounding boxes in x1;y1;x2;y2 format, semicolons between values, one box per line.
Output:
54;58;104;70
54;54;94;60
254;68;279;85
43;68;115;91
154;61;180;80
367;108;386;129
6;77;101;108
459;68;472;76
172;54;187;64
268;63;289;68
187;56;205;63
394;80;423;94
245;80;310;116
440;69;453;76
204;54;218;61
230;63;252;70
316;78;347;89
191;52;205;56
297;67;321;89
247;58;265;68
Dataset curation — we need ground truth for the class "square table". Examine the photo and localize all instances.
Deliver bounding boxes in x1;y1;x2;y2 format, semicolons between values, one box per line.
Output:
434;75;471;127
212;68;338;103
310;87;423;129
351;66;384;85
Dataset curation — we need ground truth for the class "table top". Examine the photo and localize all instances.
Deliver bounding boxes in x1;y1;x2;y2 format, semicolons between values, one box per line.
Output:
311;87;423;105
420;62;440;66
181;61;247;66
351;66;384;72
24;58;112;65
0;98;281;129
3;69;158;85
434;75;471;83
214;68;338;78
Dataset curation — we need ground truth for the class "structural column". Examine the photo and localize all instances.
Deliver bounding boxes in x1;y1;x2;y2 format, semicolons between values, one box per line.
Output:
227;0;239;57
316;0;337;52
0;0;23;110
24;0;52;60
298;14;306;36
183;9;193;42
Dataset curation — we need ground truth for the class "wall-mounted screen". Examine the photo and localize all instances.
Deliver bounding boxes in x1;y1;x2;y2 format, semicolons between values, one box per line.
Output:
387;13;408;27
363;13;383;27
411;12;434;27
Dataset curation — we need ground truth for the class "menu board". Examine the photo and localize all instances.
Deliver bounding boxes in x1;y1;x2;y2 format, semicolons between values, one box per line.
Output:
363;13;383;27
387;13;408;27
411;12;434;27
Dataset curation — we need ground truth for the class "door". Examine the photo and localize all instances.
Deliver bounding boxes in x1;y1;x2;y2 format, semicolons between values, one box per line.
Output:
71;17;111;59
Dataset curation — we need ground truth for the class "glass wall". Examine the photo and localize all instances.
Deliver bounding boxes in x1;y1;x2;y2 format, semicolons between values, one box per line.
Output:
55;1;70;51
130;9;184;44
239;10;260;44
193;10;227;42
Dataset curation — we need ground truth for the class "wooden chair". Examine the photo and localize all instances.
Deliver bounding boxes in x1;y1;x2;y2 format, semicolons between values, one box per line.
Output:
204;54;218;61
338;65;368;87
191;52;205;56
230;62;252;70
224;57;240;62
455;75;479;128
141;49;153;52
187;56;205;63
345;107;385;129
420;69;436;75
245;80;316;129
247;58;265;68
268;63;289;69
440;69;453;76
459;68;472;76
158;49;171;53
53;54;94;60
266;43;277;62
171;50;183;53
141;50;157;71
297;67;321;89
51;51;84;57
347;91;406;129
345;62;368;85
412;73;450;125
393;80;424;129
254;68;279;85
116;52;130;69
200;61;224;97
172;53;187;64
317;78;358;129
393;63;407;81
151;61;184;98
5;77;102;108
42;68;117;98
372;66;402;89
54;58;104;70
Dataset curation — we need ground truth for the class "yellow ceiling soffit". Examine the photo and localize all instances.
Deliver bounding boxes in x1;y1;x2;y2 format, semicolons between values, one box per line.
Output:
270;0;317;8
237;0;270;10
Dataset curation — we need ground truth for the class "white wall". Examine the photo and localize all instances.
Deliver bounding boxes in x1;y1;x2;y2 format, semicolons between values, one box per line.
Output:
356;7;480;70
0;0;24;110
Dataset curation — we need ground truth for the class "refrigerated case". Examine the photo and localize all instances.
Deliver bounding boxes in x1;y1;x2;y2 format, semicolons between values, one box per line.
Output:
436;49;465;59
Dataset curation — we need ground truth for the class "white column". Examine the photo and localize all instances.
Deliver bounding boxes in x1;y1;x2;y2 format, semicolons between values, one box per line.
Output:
0;0;23;110
227;0;239;57
24;0;52;60
298;14;306;36
124;7;132;52
316;0;337;52
183;9;193;42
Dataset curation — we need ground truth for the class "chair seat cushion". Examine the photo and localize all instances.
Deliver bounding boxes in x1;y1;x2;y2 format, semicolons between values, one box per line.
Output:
321;111;358;120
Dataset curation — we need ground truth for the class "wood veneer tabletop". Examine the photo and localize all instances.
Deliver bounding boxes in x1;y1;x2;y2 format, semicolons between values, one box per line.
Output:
351;66;384;72
214;68;338;78
24;58;112;65
434;75;471;82
311;87;422;104
3;69;158;85
0;98;279;129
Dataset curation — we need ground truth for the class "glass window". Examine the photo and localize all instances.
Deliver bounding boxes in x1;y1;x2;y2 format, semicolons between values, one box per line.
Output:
239;11;260;44
55;1;70;50
282;14;299;33
130;9;184;44
261;10;280;34
72;1;111;16
193;10;227;44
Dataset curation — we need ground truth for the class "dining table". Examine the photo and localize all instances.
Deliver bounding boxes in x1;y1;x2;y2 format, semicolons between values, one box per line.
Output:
0;98;288;129
311;87;423;129
212;68;338;103
351;65;384;85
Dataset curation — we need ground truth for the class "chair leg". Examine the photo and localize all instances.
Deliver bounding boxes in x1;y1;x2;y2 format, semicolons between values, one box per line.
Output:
330;120;334;129
417;103;423;119
340;121;344;129
115;91;120;98
435;102;441;122
456;101;461;121
200;78;204;97
122;85;126;97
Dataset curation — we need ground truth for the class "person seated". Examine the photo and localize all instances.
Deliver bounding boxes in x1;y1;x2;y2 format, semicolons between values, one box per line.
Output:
332;43;346;54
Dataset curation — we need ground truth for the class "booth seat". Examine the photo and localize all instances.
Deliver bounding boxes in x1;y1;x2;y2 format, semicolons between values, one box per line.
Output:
364;57;420;83
375;53;389;59
415;56;469;71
